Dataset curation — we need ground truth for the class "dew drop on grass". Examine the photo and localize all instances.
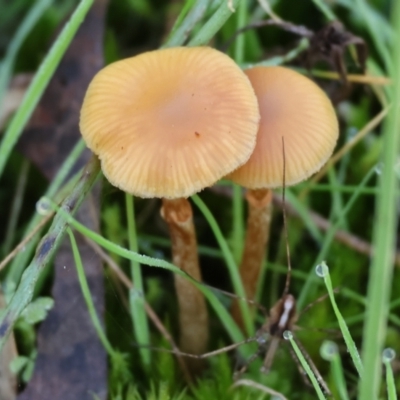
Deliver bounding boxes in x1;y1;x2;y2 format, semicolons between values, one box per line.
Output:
283;330;293;340
320;340;338;361
374;162;384;175
315;261;329;278
36;197;52;216
382;348;396;362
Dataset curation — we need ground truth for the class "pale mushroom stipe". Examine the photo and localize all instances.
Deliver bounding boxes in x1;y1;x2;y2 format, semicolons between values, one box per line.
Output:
79;46;261;371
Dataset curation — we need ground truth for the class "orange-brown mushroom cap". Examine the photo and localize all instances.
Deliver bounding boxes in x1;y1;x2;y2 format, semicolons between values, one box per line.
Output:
228;66;339;188
80;47;260;198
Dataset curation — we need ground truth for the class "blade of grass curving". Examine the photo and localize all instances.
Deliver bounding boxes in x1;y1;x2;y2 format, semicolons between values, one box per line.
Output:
284;331;326;400
162;0;210;48
328;168;348;231
354;0;391;73
0;156;101;351
0;0;53;105
285;189;322;243
139;234;223;259
310;0;336;22
4;139;86;290
316;262;363;377
360;2;400;398
230;0;247;264
188;0;241;46
382;349;397;400
68;227;116;357
297;183;378;195
191;194;253;337
3;159;30;255
0;0;94;178
125;194;150;367
320;341;349;400
297;166;376;309
242;38;310;69
46;199;248;352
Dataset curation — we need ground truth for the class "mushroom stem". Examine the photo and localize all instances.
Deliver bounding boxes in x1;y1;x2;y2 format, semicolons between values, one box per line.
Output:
161;198;208;372
231;188;273;330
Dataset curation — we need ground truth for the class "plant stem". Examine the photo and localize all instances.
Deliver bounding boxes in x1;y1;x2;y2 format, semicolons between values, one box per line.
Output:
68;228;115;357
0;156;101;351
125;194;150;367
359;1;400;398
0;0;94;179
188;0;241;46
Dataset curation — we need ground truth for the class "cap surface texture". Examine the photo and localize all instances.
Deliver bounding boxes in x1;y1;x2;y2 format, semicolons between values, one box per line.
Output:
80;47;260;198
228;66;339;188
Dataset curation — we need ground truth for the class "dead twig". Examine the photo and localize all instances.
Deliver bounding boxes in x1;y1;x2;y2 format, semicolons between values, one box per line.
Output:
272;194;400;267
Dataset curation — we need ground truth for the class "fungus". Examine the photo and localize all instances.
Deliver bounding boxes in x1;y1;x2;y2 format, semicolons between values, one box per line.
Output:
80;46;260;365
228;66;339;328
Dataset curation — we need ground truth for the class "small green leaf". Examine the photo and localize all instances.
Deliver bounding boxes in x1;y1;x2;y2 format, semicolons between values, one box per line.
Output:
21;297;54;324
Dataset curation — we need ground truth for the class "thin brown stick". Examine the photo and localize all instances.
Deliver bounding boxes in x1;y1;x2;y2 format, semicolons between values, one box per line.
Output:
83;236;192;383
210;185;400;267
272;193;400;267
311;70;390;86
0;213;54;271
232;379;288;400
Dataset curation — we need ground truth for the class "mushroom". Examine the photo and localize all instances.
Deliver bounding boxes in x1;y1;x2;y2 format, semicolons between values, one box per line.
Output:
79;46;260;367
228;66;339;329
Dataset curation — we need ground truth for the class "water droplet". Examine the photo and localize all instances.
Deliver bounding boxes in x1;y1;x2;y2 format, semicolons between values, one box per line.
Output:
320;340;338;360
374;162;384;175
315;261;329;278
283;330;293;340
382;348;396;362
256;332;269;344
36;197;52;216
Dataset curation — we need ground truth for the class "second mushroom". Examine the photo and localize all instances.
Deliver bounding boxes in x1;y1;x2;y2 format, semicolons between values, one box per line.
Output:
228;66;339;329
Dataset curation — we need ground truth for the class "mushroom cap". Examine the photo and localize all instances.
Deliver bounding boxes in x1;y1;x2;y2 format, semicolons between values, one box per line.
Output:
80;47;260;198
228;66;339;188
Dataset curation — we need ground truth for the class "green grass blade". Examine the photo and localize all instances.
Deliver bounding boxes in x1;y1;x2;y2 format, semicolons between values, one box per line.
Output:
316;262;363;377
0;156;101;351
0;0;53;104
285;189;322;243
125;194;150;366
3;159;30;255
284;331;326;400
230;1;247;264
191;194;253;337
311;0;336;21
188;0;241;46
382;348;397;400
0;0;94;179
320;341;350;400
297;166;376;309
4;139;86;290
163;0;210;48
359;1;400;397
46;200;247;349
67;228;115;356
